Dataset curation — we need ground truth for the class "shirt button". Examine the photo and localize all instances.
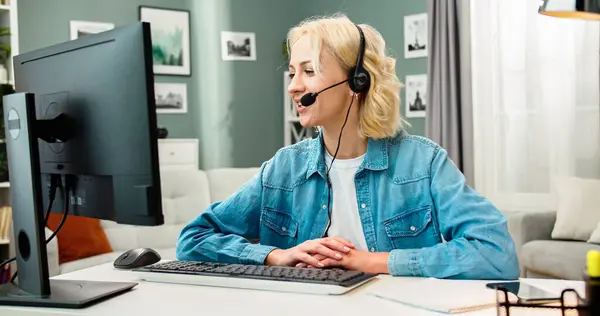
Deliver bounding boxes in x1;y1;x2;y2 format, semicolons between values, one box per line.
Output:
361;203;366;209
370;247;375;252
322;204;327;209
410;226;416;231
281;227;287;232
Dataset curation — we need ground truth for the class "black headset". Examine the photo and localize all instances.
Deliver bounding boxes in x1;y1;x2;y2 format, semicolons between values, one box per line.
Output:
348;24;371;94
321;24;371;238
300;24;371;107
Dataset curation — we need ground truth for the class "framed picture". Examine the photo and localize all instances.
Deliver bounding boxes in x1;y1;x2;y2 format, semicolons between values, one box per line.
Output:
404;13;428;59
69;20;114;40
139;6;191;76
154;83;187;114
221;31;256;61
405;74;427;118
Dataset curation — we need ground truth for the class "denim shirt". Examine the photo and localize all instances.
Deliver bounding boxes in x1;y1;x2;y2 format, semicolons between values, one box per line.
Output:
176;131;520;280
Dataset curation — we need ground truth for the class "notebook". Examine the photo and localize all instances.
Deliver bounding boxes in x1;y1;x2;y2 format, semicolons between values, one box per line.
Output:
366;277;516;314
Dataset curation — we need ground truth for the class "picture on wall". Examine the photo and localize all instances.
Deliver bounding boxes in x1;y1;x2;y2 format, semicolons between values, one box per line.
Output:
69;20;114;40
221;31;256;61
405;74;427;118
154;83;187;114
404;13;428;59
139;6;191;76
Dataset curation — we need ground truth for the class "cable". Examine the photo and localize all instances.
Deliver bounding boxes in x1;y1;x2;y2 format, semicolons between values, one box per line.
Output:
42;175;61;228
323;93;356;236
42;186;70;247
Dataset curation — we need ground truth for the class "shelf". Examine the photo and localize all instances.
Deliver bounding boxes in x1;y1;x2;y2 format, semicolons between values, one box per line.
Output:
0;182;9;188
0;239;8;245
0;5;9;12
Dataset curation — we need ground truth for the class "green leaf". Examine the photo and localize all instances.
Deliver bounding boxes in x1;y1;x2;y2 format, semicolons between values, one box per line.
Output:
0;27;10;37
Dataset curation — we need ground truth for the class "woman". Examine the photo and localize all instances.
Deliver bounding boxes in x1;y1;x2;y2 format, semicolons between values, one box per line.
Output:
176;14;520;280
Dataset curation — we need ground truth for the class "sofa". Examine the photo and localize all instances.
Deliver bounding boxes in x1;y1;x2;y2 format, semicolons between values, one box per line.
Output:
506;177;600;280
507;210;600;281
40;167;260;276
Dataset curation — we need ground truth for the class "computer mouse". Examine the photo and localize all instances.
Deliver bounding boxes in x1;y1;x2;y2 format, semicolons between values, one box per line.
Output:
113;248;161;269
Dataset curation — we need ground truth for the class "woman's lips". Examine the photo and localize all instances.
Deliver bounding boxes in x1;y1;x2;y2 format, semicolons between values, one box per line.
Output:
297;104;308;113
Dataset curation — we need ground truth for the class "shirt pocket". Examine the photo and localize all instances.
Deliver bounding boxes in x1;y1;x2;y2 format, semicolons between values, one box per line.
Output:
383;205;438;249
260;208;299;248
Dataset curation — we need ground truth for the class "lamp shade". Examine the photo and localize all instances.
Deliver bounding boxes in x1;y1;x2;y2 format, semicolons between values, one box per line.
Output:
539;0;600;20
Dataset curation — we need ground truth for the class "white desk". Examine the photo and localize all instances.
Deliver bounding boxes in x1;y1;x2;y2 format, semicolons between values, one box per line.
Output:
0;263;586;316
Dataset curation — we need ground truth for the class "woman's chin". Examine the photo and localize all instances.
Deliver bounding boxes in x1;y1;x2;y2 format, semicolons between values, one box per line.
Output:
299;114;317;127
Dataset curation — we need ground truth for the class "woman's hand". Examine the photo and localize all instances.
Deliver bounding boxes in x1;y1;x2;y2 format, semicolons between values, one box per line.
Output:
296;250;390;274
265;237;355;267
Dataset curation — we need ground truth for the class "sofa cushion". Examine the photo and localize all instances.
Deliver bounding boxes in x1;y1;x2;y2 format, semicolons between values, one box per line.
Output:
589;221;600;244
522;240;600;280
101;169;211;252
552;177;600;241
46;213;113;264
205;168;261;203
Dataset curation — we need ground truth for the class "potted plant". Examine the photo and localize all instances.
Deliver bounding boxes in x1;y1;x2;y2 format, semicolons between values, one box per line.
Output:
0;27;10;84
0;27;12;182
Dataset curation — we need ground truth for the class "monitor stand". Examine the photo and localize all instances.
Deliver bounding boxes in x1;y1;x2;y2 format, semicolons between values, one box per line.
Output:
0;93;137;308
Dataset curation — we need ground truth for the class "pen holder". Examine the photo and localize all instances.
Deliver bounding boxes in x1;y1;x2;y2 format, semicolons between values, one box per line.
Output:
495;287;587;316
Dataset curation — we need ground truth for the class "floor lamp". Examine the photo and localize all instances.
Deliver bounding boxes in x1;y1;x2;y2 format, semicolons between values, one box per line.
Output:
538;0;600;19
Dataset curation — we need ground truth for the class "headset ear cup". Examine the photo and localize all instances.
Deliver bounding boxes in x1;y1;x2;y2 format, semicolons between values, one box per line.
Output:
348;67;371;93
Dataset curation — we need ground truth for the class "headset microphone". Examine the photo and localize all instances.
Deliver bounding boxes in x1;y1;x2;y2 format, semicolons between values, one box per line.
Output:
299;79;349;107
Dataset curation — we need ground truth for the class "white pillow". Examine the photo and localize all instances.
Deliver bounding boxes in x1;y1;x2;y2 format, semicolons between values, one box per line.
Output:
551;177;600;241
589;222;600;244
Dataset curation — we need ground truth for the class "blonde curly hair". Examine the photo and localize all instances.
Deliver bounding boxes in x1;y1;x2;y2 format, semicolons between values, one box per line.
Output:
286;13;408;139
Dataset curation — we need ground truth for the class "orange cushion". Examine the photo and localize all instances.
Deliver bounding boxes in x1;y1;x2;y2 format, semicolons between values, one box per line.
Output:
45;213;113;264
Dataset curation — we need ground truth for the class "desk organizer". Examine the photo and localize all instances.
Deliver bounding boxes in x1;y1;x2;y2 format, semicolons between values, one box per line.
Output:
495;287;589;316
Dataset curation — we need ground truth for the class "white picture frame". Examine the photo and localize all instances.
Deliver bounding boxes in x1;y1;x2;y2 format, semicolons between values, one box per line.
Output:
69;20;114;40
154;83;188;114
140;6;191;76
405;74;427;118
221;31;257;61
404;13;428;59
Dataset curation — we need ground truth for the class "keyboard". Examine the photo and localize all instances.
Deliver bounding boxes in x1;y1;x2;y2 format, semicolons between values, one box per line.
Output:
131;260;378;295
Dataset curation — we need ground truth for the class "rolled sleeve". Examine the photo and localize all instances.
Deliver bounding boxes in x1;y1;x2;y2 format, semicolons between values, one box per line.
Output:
240;244;278;265
387;249;422;276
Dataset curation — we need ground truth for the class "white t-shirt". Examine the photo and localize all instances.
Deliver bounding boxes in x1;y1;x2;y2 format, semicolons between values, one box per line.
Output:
324;151;369;251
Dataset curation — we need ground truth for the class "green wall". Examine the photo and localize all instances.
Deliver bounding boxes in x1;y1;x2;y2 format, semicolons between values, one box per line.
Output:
17;0;426;169
303;0;427;136
187;0;302;169
18;0;195;139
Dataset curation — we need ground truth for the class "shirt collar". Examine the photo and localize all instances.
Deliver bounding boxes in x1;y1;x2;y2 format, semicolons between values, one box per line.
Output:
306;132;389;179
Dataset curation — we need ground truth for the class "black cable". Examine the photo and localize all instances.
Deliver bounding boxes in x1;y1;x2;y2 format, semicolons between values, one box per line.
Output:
42;189;70;247
323;93;356;236
42;175;61;229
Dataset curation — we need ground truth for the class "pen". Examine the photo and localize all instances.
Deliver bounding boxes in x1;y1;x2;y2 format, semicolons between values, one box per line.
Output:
586;250;600;316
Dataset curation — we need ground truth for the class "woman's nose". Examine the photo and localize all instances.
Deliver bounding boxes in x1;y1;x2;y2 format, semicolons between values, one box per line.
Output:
287;73;305;96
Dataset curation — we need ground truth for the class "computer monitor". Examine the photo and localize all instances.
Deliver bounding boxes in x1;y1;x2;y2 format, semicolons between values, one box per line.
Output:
0;21;164;308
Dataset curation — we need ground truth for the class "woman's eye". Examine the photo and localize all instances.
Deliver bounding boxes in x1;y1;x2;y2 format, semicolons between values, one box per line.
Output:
288;73;295;79
305;70;314;76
